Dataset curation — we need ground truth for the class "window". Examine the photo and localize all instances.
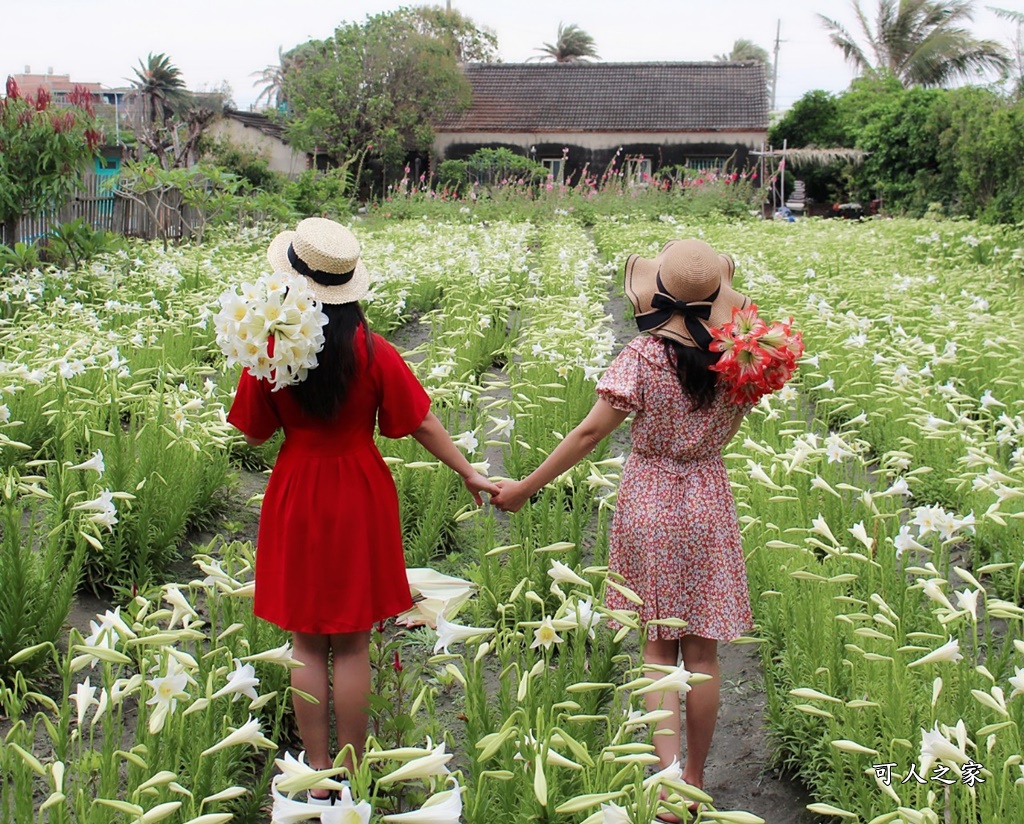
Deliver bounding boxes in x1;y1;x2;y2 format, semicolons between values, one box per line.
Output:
625;158;652;186
686;157;727;172
541;158;564;183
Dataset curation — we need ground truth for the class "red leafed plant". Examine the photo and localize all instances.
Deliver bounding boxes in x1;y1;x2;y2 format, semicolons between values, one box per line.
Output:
708;304;804;404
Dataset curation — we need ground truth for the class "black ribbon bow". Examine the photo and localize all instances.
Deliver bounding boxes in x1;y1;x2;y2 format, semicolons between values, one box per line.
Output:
636;271;719;348
288;244;355;286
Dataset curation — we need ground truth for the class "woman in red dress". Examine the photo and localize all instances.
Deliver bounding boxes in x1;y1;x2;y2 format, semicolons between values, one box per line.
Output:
227;218;497;796
493;240;753;822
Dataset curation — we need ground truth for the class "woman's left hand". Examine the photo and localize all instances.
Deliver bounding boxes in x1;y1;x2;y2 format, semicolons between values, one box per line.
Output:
463;472;500;505
491;479;531;513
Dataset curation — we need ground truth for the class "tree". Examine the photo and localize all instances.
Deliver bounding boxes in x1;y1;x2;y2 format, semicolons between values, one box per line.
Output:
131;53;191;126
988;6;1024;96
820;0;1009;87
280;8;487;173
534;23;600;63
715;38;771;68
0;77;101;245
409;5;498;63
130;53;222;169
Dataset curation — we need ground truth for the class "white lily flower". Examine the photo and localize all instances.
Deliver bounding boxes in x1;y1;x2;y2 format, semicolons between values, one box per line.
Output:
201;715;276;757
381;777;463;822
641;756;682;789
433;611;495;654
269;775;323;824
376;740;452;785
319;786;373;823
211;659;260;703
71;677;98;726
908;636;963;668
273;751;348;794
163;586;199;630
633;662;695;695
547;560;590;589
68;450;105;474
848;521;874;552
531;616;564;650
241;642;302;669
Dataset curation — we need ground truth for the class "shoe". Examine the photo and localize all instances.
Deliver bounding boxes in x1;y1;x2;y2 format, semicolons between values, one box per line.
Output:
306;789;336;807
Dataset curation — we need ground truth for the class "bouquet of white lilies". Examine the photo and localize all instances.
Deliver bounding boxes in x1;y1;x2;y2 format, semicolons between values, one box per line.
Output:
215;270;329;391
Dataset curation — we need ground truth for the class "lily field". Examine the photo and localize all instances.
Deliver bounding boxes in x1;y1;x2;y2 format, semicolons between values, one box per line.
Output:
0;212;1023;824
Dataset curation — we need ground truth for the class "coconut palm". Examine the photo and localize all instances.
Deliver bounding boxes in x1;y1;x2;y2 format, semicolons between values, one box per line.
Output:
534;22;600;63
820;0;1009;87
131;53;190;124
715;38;771;68
252;46;288;111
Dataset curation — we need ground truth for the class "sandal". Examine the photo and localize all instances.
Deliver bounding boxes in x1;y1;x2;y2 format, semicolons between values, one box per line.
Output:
306;789;337;806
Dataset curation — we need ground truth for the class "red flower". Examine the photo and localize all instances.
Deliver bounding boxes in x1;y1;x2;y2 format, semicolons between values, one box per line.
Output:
708;305;803;405
34;87;50;111
5;76;19;100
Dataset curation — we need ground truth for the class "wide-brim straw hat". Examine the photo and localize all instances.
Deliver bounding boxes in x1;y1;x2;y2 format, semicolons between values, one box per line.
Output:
267;217;369;305
624;239;750;348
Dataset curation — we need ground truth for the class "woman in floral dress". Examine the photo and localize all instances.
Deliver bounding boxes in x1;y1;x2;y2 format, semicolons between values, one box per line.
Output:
493;239;753;821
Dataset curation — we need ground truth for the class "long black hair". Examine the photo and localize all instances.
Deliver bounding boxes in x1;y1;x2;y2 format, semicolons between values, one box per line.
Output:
290;302;372;420
661;338;721;410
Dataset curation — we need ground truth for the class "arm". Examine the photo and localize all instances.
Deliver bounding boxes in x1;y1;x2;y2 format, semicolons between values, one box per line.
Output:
243;434;268;448
724;406;747;444
491;399;629;513
410;412;499;505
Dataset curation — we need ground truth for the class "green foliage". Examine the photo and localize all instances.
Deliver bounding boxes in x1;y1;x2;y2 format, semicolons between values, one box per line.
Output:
45;218;122;270
0;78;100;242
0;469;85;685
819;0;1010;87
283;166;356;218
0;241;41;274
201;136;284;193
281;7;484;173
776;78;1024;221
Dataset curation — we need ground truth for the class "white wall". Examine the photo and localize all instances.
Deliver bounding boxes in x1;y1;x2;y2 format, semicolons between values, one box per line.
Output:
208;119;309;178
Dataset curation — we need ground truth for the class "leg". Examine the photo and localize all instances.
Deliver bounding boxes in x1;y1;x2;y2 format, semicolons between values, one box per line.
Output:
679;634;720;789
290;631;332;771
330;630;372;770
643;636;682;770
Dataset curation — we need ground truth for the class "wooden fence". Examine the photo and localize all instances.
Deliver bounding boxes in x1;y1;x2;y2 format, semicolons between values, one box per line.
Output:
1;174;199;247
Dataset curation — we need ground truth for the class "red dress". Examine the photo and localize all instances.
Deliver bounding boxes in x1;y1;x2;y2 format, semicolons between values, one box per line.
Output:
227;327;429;634
596;336;753;642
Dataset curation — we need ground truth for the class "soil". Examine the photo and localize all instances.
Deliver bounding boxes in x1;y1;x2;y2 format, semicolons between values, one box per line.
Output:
47;265;817;823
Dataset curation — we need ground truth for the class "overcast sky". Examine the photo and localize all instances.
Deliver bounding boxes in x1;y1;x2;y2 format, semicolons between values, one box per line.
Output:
4;0;1017;111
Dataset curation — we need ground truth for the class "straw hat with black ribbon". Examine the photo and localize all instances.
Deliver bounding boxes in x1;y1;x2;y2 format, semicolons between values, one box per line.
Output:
624;239;750;348
267;217;369;305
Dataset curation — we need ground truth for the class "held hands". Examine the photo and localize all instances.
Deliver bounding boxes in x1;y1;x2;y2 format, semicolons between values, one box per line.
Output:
490;479;530;513
463;471;500;506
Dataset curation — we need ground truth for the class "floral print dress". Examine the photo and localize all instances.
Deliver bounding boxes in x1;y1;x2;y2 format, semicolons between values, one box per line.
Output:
597;335;753;641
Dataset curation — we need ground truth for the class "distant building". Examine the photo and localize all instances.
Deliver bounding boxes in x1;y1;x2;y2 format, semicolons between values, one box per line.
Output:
207;110;312;178
7;68;141;142
434;62;768;181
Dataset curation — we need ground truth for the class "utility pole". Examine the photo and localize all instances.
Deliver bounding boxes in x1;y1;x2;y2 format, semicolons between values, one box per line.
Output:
771;19;782;113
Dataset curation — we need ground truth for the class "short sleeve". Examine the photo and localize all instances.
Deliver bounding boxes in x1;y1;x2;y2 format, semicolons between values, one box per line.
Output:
373;336;431;439
226;368;281;441
596;344;644;413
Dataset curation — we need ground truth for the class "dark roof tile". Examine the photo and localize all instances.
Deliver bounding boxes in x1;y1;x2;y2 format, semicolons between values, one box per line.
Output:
438;62;768;133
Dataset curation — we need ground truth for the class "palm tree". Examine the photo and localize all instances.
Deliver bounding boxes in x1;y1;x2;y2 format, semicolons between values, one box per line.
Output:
989;5;1024;96
715;38;771;67
252;46;288;111
820;0;1009;87
131;53;190;124
534;23;600;63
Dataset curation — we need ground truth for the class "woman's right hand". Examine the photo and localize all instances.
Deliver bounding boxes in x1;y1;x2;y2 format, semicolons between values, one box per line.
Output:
463;472;500;506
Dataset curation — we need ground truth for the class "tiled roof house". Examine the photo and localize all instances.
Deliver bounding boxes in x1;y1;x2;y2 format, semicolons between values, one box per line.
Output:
434;62;768;181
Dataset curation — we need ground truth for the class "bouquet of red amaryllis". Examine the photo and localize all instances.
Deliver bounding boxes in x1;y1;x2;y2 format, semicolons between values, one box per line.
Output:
708;304;804;405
